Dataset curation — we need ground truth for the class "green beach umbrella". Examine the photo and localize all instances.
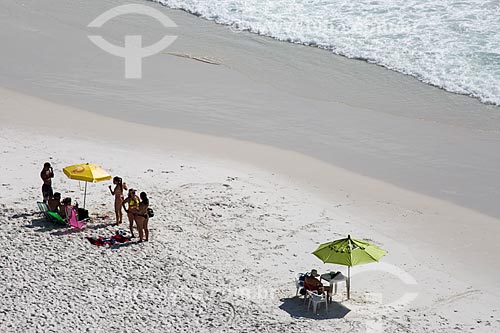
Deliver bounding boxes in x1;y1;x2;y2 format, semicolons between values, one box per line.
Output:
312;235;387;299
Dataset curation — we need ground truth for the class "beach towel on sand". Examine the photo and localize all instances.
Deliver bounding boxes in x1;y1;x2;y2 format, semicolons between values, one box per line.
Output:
86;234;131;246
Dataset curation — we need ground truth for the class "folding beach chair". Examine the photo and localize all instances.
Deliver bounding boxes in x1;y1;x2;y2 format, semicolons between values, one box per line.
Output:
37;202;66;225
306;290;328;314
47;211;67;225
295;272;306;296
65;207;87;229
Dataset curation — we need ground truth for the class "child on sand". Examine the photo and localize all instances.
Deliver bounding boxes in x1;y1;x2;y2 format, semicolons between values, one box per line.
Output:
109;176;127;225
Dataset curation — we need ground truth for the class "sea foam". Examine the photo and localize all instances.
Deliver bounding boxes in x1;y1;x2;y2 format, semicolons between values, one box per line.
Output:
151;0;500;106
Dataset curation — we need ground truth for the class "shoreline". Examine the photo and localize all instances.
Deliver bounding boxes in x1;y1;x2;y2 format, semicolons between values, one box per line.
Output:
2;87;500;295
1;1;500;220
156;2;500;109
1;1;500;330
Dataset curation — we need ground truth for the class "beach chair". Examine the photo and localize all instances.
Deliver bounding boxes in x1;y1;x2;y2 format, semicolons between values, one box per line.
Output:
302;276;316;305
302;278;331;305
295;273;306;296
306;290;328;314
37;202;66;225
37;201;49;217
47;211;67;225
66;207;87;229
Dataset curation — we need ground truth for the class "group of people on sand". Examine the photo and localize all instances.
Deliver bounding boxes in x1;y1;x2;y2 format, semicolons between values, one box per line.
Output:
47;192;81;219
109;176;150;242
41;162;151;242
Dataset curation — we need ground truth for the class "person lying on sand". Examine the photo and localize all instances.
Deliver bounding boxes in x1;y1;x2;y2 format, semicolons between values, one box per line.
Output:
47;192;63;216
122;188;140;239
134;192;150;242
109;176;127;225
40;162;54;203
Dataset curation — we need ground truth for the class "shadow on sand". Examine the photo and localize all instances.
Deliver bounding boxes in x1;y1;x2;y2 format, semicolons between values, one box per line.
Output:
12;212;39;219
279;296;350;319
23;216;67;233
24;214;113;235
50;221;120;236
86;222;114;231
23;214;137;248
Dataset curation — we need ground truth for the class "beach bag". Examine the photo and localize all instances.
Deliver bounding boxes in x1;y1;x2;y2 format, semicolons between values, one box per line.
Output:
78;208;89;220
147;207;154;218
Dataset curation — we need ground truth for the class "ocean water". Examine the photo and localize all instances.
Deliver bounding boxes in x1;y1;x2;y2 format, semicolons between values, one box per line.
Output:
152;0;500;106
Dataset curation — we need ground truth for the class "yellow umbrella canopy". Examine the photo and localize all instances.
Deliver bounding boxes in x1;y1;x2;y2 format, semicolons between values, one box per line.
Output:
63;163;111;182
63;163;111;208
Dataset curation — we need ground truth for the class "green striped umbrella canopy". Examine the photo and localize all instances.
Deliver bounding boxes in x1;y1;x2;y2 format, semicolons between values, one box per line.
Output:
312;235;387;299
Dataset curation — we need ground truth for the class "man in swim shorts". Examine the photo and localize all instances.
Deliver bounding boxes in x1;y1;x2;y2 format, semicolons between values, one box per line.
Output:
40;162;54;203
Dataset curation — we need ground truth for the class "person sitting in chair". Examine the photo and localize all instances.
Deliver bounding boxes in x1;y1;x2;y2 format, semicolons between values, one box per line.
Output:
304;269;332;295
62;197;78;220
47;192;63;216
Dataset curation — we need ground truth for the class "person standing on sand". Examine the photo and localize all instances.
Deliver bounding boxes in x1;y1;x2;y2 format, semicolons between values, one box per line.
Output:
109;176;127;225
122;188;140;238
40;162;54;203
135;192;150;242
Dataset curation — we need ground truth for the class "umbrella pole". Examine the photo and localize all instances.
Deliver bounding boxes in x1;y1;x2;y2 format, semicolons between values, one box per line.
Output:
83;181;87;209
347;266;351;300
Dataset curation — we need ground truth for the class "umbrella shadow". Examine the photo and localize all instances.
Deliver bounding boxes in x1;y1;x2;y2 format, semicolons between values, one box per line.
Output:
279;296;350;319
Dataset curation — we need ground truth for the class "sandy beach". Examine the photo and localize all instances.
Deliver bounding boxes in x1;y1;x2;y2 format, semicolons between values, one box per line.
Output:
1;0;500;332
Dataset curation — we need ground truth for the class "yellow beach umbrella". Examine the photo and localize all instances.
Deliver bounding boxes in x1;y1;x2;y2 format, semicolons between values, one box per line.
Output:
63;163;111;208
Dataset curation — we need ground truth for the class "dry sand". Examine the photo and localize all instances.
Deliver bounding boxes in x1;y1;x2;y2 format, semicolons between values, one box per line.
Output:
1;89;500;332
1;0;500;332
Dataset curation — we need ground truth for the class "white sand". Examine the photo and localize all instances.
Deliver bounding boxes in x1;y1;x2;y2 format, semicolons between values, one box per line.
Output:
1;89;500;332
1;0;500;331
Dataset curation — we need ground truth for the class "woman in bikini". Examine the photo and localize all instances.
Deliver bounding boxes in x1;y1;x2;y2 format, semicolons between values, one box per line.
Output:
135;192;150;242
122;188;140;238
109;176;127;225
